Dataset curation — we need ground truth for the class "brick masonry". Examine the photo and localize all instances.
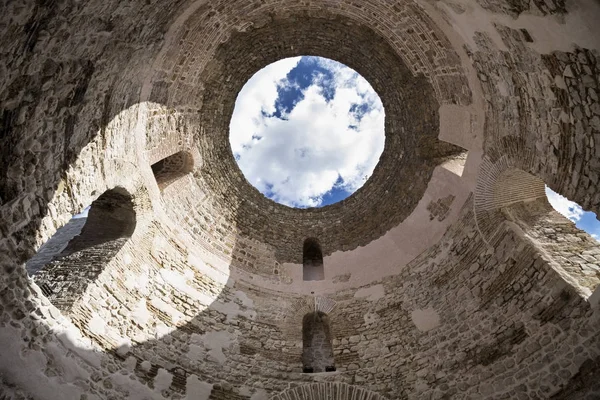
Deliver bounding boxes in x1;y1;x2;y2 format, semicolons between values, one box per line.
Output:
0;0;600;399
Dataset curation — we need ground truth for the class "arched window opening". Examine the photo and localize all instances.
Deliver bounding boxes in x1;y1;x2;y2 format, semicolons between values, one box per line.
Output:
26;209;88;276
303;238;324;281
439;150;468;177
28;188;136;313
151;151;194;191
545;186;600;243
302;312;335;373
485;168;600;295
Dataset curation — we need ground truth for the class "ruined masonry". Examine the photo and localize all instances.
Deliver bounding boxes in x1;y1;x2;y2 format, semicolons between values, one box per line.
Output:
1;0;600;399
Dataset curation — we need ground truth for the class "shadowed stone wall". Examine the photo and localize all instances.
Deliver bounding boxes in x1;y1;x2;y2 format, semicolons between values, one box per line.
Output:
0;0;600;399
151;150;194;191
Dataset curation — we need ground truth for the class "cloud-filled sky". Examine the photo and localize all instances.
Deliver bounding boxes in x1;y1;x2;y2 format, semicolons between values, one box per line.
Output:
545;186;600;241
229;56;385;208
227;56;600;240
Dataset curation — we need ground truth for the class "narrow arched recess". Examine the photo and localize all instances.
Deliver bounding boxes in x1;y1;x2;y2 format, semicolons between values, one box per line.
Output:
303;238;324;281
302;311;335;373
151;150;194;191
31;188;136;313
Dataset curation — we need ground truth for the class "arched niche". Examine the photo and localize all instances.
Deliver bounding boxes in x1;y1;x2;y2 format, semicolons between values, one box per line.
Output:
151;150;194;191
302;311;335;373
30;187;136;313
303;238;324;281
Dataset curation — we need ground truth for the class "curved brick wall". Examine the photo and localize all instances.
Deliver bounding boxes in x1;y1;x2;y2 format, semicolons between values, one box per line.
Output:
1;0;600;399
194;14;464;263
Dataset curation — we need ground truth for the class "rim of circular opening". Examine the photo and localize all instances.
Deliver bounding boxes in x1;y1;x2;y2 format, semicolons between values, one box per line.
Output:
227;55;387;210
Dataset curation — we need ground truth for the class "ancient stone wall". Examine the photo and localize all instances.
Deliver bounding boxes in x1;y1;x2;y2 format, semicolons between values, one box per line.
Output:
151;150;194;191
463;11;600;214
506;198;600;292
302;312;335;373
1;0;600;399
3;193;600;399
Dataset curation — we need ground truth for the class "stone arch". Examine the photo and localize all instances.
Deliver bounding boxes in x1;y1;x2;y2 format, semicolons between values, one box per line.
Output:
282;296;337;341
269;382;388;400
475;138;555;246
151;150;194;191
474;142;600;296
31;187;136;314
303;238;324;281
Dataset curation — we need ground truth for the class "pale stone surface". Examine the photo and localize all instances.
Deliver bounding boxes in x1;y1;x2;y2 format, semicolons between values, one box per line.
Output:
354;285;385;302
411;308;442;332
1;0;600;399
185;376;212;400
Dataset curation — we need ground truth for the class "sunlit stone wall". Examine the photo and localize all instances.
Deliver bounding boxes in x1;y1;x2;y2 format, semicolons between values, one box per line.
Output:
1;0;600;399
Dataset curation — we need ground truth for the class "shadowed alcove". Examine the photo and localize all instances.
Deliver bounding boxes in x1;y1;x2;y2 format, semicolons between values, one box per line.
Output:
151;150;194;191
302;311;335;373
303;238;324;281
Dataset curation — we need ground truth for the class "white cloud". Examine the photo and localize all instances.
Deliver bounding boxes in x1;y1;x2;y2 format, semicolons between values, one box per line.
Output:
230;57;385;207
229;57;301;156
545;186;584;222
73;205;90;219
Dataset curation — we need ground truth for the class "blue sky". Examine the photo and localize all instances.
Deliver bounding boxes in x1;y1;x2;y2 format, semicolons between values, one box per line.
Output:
545;187;600;241
73;206;90;218
228;57;600;240
229;56;385;208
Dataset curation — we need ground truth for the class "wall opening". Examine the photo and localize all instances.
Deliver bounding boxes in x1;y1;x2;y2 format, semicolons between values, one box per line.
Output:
229;56;385;208
26;208;88;276
439;151;468;177
303;238;324;281
545;186;600;242
302;311;335;373
29;188;136;313
151;150;194;191
484;168;600;295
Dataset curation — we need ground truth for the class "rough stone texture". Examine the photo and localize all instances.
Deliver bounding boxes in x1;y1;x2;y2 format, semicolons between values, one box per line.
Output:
151;150;194;191
302;312;335;373
427;194;456;221
0;0;600;399
270;383;388;400
476;0;567;17
27;189;136;313
507;198;600;292
193;13;465;264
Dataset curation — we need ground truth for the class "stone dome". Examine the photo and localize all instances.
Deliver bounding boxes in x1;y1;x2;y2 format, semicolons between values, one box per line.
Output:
1;0;600;399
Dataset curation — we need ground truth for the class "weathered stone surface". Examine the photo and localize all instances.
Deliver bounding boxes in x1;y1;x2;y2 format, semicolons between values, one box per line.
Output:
0;0;600;399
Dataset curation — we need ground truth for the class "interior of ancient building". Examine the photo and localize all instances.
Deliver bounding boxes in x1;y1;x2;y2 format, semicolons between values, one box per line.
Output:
1;0;600;399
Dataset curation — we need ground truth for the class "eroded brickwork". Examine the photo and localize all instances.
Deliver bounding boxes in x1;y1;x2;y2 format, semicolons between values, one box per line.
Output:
1;0;600;399
427;194;456;221
469;25;600;214
506;198;600;292
151;150;194;191
302;312;335;373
